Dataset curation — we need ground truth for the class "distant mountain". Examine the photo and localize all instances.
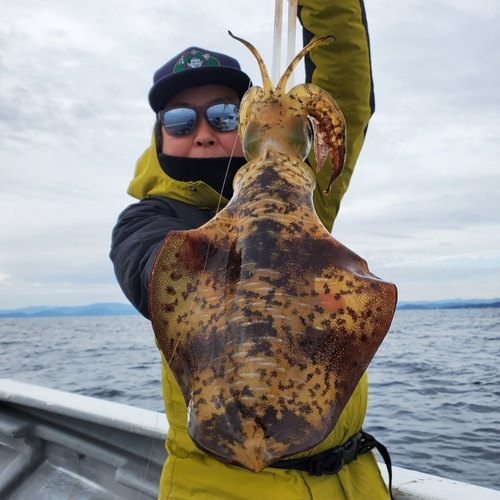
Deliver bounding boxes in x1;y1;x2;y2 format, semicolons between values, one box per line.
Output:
397;298;500;310
443;301;500;309
0;303;140;318
1;299;499;318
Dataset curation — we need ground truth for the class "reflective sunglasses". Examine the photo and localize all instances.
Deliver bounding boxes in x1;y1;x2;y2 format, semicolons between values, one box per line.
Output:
158;103;239;137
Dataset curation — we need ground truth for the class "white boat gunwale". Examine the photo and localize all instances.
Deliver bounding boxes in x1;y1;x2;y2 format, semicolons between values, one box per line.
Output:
0;379;499;499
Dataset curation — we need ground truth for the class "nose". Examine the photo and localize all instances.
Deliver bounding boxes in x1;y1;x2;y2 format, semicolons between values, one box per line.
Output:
192;115;218;148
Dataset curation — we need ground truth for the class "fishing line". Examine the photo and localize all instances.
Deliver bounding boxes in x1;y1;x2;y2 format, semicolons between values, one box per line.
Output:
167;0;303;370
215;0;275;213
153;0;296;441
137;407;161;499
141;4;280;496
160;0;276;351
164;6;275;364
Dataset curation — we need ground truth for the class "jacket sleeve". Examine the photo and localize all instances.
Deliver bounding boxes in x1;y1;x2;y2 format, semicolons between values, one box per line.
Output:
110;197;213;319
298;0;374;231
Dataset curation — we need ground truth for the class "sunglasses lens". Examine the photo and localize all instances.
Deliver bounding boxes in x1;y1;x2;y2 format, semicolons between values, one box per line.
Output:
160;104;239;136
206;104;239;132
161;108;197;136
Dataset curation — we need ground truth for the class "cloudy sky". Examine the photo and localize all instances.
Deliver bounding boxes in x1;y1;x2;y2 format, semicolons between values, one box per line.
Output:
1;0;499;310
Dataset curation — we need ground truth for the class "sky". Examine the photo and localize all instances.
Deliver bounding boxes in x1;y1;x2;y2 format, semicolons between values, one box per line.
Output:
1;0;499;310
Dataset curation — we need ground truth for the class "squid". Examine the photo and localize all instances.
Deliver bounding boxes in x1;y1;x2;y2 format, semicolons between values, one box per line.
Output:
149;33;397;473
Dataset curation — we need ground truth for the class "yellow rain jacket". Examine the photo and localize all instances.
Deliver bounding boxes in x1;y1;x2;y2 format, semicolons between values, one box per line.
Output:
122;1;389;498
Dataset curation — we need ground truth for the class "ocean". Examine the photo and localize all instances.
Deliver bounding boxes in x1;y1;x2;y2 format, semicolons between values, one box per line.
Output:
1;308;499;490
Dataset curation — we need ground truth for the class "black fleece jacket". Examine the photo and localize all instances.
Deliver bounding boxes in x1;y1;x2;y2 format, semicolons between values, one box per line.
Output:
110;196;214;318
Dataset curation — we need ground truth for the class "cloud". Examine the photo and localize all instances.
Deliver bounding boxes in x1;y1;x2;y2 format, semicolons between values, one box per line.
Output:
329;1;500;303
0;0;499;308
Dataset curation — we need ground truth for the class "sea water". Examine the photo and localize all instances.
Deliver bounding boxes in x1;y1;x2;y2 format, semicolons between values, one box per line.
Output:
1;308;499;490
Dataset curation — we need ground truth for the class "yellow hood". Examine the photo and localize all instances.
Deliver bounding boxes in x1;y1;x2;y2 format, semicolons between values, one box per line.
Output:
127;133;230;211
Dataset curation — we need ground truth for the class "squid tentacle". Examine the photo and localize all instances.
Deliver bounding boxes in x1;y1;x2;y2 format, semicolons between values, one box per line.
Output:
230;32;346;193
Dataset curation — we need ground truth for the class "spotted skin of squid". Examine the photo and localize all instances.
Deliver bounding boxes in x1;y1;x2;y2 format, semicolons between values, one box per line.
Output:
149;34;397;473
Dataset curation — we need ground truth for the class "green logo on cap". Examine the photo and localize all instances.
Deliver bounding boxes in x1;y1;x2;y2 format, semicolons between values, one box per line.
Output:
173;50;220;72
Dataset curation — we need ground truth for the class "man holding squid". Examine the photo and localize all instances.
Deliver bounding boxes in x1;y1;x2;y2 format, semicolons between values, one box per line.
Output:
111;1;391;498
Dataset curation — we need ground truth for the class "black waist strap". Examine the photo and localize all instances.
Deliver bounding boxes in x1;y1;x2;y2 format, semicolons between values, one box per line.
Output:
268;430;393;500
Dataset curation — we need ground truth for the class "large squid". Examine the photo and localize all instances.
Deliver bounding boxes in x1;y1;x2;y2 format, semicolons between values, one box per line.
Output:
149;33;397;473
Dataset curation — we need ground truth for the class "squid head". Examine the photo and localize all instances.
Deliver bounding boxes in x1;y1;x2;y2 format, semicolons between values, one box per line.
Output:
229;31;346;194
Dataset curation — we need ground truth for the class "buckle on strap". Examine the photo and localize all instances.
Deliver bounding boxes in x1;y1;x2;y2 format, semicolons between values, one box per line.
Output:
267;430;394;500
307;432;363;476
268;432;363;476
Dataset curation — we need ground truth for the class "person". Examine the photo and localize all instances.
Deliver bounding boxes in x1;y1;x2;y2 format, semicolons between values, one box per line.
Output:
111;1;390;498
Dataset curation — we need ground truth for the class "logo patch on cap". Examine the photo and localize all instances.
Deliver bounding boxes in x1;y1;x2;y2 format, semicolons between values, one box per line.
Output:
173;50;221;73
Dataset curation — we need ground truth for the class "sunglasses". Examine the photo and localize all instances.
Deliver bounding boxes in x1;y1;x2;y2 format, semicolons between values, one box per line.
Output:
158;103;239;137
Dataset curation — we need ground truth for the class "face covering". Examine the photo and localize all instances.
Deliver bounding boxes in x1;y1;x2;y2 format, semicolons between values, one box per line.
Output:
158;154;247;200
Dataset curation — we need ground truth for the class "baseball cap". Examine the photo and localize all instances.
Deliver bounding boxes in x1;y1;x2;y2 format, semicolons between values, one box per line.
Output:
148;47;252;112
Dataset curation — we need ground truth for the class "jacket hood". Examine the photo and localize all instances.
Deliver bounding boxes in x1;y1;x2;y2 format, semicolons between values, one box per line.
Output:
127;133;234;211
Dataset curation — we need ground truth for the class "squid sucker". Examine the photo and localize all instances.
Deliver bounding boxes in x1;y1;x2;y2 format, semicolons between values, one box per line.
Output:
149;33;398;473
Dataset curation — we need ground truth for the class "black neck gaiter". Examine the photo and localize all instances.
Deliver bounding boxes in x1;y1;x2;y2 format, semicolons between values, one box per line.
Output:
158;154;247;200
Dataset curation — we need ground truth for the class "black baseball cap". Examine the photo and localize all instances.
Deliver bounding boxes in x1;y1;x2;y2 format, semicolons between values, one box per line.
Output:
148;47;252;112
